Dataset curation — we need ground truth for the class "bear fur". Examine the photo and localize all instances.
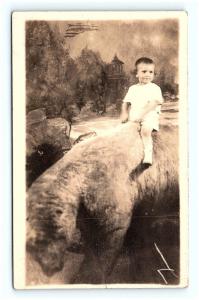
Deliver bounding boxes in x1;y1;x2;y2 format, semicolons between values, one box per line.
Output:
26;122;179;284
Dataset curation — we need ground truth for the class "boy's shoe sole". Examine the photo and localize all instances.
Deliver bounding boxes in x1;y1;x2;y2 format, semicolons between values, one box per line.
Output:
142;162;152;168
129;162;151;180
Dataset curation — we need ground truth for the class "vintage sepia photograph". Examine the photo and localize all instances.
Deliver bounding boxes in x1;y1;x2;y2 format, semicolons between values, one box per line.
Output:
12;11;188;289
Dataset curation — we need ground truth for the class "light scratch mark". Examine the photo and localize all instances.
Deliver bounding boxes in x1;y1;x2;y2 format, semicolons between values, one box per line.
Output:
154;242;178;285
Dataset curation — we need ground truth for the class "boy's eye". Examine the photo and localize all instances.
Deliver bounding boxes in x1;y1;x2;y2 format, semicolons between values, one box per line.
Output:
150;71;154;73
142;70;147;73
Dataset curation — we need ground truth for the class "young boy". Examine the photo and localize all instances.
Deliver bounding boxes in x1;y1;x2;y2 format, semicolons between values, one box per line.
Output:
121;57;163;165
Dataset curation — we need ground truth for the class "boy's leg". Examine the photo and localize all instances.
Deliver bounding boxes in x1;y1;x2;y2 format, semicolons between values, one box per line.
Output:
140;122;153;165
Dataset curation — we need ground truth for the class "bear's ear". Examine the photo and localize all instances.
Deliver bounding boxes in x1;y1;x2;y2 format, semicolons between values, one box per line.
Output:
26;221;37;249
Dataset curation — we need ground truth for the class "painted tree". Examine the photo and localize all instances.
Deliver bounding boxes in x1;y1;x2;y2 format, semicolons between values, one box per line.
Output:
26;21;78;120
75;48;108;113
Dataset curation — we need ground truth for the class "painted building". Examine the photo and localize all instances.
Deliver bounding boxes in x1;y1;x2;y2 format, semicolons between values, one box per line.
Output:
106;54;128;104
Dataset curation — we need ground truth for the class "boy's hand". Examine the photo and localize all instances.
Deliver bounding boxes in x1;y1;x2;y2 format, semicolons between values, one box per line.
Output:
120;114;128;123
121;118;128;123
132;118;143;123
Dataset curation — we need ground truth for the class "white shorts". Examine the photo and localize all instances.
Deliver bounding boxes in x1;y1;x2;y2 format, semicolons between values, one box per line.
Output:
141;115;160;131
129;110;160;131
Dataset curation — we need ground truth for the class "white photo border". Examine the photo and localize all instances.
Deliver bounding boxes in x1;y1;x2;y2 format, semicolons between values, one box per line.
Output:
0;0;198;299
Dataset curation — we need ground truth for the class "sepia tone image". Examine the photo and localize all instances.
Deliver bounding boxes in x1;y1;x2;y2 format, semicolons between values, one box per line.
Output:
13;12;188;288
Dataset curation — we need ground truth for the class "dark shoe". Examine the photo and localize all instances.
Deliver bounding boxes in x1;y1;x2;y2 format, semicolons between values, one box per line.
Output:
142;162;152;168
130;163;150;180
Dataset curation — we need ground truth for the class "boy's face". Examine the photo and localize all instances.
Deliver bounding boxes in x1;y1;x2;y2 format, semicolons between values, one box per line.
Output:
136;63;155;84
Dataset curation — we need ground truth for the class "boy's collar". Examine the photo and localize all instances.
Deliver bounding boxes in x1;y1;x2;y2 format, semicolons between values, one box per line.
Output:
137;82;153;86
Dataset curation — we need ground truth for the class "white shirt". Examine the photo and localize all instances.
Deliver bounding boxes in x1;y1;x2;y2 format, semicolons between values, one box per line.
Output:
123;82;163;128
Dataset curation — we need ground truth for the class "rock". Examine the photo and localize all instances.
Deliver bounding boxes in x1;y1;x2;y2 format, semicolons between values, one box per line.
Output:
26;109;71;156
26;109;72;187
27;108;47;126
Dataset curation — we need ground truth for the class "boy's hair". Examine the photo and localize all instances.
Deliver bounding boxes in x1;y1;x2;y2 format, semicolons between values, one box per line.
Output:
135;57;154;70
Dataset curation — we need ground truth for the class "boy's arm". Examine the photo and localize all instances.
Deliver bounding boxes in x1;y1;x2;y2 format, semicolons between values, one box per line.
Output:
120;102;130;123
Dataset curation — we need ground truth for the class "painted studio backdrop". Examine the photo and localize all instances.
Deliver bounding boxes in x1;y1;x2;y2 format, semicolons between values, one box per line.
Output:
25;17;180;286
